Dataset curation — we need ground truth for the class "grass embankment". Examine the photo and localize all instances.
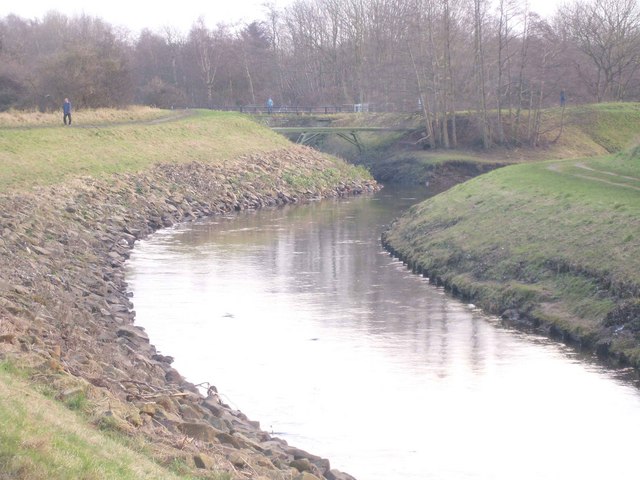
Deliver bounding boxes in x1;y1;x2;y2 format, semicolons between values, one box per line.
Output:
0;362;195;480
560;102;640;154
383;149;640;366
0;108;292;191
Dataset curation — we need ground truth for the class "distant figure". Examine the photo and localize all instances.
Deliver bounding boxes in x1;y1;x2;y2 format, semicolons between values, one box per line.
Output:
266;97;274;114
560;90;566;108
63;98;72;125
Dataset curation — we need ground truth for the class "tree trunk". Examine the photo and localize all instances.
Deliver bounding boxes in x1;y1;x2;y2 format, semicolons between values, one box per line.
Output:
474;0;490;149
408;41;435;148
244;57;256;105
443;0;457;148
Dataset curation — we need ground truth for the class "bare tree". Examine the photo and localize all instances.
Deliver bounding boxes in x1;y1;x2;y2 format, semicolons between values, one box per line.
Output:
494;0;521;144
188;19;226;107
441;0;462;147
264;3;287;101
473;0;490;148
5;0;640;123
561;0;640;101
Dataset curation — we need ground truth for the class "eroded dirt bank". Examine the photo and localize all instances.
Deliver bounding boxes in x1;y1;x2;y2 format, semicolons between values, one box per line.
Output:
0;146;377;480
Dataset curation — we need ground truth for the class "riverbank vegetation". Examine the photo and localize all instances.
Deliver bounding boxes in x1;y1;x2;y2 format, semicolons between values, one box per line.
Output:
383;145;640;368
0;361;196;480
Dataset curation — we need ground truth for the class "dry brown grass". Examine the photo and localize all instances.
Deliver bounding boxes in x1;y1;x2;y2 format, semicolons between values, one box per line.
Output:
0;106;173;128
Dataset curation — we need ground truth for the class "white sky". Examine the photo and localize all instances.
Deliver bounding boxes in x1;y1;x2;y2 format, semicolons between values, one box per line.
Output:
0;0;296;35
1;0;563;36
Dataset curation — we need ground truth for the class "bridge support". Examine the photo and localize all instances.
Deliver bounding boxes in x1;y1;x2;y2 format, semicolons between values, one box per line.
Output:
295;130;363;153
296;132;323;146
336;132;363;153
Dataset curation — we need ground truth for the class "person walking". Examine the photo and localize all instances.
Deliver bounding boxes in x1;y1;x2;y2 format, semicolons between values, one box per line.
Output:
63;98;72;125
266;97;274;114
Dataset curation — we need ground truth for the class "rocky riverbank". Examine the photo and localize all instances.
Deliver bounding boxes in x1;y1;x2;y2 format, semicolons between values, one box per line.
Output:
0;146;377;480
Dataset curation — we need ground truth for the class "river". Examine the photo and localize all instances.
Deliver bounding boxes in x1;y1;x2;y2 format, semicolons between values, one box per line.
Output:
126;185;640;480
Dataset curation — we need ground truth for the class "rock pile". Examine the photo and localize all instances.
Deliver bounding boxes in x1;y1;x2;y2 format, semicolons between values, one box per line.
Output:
0;146;377;479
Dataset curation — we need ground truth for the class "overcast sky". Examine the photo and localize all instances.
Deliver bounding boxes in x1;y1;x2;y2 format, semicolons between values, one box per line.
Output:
0;0;296;34
1;0;563;36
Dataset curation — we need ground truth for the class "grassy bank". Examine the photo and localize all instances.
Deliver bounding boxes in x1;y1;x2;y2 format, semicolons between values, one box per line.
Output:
0;361;197;480
383;149;640;366
559;102;640;153
0;109;292;191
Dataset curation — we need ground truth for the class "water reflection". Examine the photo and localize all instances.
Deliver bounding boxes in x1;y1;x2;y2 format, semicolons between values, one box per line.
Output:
126;186;640;480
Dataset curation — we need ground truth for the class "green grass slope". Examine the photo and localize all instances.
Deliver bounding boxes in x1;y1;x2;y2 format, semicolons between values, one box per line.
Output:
0;109;291;191
0;362;197;480
383;149;640;366
561;102;640;153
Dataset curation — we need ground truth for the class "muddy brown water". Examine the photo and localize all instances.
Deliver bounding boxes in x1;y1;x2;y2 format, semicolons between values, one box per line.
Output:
126;185;640;480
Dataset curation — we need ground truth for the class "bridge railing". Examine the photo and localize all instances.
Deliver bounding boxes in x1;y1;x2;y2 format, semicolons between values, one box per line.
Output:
211;105;354;114
209;103;410;114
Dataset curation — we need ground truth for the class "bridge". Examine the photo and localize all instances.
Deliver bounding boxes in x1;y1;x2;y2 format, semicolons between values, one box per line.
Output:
212;103;397;114
271;126;417;152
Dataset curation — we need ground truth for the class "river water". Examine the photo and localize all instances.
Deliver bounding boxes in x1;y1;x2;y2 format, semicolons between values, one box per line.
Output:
126;186;640;480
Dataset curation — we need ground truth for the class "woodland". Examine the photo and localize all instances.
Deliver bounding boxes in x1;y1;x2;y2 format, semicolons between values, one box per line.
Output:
2;0;640;147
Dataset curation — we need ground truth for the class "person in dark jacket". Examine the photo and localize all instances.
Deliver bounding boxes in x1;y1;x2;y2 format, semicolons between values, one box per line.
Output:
63;98;72;125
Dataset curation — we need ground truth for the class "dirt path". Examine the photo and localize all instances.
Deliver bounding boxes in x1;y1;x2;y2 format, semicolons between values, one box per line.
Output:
0;109;196;130
574;162;640;182
548;161;640;192
571;173;640;191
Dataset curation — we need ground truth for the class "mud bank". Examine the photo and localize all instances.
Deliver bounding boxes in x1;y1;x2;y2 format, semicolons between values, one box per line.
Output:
0;146;377;480
371;157;507;192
